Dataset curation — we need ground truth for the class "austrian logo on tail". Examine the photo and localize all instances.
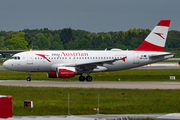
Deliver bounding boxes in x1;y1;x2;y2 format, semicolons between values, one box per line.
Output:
35;54;51;62
154;32;165;39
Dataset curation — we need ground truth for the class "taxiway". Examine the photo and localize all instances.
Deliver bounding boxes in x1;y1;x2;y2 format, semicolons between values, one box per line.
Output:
0;80;180;89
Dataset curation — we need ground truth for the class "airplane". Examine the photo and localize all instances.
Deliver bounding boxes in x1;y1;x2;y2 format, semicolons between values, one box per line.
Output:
3;20;174;82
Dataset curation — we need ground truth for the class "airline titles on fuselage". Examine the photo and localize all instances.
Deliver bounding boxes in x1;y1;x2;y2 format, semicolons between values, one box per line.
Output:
52;52;88;57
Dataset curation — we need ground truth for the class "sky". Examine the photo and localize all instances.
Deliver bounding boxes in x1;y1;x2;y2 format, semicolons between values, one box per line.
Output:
0;0;179;33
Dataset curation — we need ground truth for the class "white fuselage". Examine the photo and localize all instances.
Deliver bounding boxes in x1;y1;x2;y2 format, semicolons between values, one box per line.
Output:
3;50;173;73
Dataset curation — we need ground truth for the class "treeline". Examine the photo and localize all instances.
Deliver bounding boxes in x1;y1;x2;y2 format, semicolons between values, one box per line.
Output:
0;28;179;51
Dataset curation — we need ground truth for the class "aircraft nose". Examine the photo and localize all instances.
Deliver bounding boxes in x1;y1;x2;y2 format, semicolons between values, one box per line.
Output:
3;60;9;70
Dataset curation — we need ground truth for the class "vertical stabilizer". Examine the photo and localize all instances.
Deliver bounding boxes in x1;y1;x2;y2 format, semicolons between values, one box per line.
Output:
133;20;171;52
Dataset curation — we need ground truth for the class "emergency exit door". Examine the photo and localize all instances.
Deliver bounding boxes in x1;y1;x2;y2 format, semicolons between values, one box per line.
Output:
133;53;139;64
27;53;33;64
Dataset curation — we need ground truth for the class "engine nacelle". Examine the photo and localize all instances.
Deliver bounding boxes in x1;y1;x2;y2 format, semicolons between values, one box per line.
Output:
56;67;76;78
47;72;57;78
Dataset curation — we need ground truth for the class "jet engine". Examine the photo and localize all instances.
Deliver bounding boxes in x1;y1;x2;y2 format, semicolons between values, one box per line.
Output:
47;67;76;78
56;67;76;78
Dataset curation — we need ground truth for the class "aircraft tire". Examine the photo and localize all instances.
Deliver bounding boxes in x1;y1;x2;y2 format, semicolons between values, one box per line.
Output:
27;77;31;81
86;76;92;82
79;76;85;82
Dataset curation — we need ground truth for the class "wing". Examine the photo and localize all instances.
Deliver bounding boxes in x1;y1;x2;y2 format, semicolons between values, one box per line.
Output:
73;59;119;73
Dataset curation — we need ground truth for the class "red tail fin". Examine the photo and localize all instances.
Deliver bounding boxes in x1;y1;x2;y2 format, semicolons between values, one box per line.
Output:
133;20;170;52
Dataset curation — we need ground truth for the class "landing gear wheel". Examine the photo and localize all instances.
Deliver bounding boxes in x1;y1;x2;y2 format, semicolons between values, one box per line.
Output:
86;76;92;82
27;72;31;81
27;77;31;81
79;76;85;82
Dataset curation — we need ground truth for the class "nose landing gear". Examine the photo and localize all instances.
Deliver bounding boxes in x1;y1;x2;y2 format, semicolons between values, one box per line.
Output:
27;72;31;81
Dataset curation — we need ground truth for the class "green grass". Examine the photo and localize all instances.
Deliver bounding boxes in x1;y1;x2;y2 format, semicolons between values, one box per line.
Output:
0;86;180;116
0;69;180;81
165;50;180;58
161;60;180;62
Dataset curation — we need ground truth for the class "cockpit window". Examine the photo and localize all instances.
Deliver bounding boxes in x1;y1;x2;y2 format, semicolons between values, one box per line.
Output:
10;56;20;60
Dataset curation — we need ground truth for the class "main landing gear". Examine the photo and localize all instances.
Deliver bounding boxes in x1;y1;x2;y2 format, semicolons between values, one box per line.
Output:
79;75;93;82
27;72;31;81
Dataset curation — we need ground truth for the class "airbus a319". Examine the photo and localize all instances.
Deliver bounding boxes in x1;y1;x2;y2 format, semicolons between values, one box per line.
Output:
3;20;174;82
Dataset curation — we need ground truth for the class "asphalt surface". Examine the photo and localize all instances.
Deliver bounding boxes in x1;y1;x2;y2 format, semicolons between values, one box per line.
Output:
5;114;166;119
133;66;180;69
0;80;180;89
0;66;7;70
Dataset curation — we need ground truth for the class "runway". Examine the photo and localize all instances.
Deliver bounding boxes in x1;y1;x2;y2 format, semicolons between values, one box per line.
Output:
0;80;180;89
